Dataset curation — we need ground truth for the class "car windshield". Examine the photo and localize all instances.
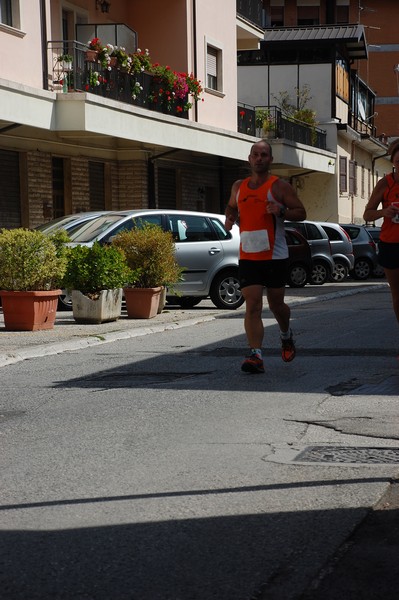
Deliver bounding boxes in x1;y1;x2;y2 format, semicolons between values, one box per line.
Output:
68;214;130;242
36;215;84;233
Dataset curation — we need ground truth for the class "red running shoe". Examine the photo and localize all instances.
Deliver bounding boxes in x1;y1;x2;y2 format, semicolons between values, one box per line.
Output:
241;352;265;374
281;332;296;362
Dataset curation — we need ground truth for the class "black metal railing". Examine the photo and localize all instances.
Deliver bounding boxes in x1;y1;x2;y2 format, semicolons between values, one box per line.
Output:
236;0;264;29
348;112;377;138
238;104;327;150
47;40;190;119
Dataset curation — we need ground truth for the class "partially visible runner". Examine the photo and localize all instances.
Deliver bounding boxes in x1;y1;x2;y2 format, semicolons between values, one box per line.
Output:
225;139;307;374
363;139;399;343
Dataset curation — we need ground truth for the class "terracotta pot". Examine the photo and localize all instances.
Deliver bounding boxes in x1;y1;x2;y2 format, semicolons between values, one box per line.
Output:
0;290;61;331
109;57;118;67
123;287;162;319
85;50;98;62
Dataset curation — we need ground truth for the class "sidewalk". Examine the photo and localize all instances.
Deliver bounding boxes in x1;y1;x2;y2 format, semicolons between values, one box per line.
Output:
0;281;388;368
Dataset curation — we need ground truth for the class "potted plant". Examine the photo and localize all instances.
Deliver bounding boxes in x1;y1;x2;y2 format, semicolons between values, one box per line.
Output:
85;37;103;62
255;108;276;138
62;242;133;324
57;53;73;70
113;222;182;319
0;228;68;331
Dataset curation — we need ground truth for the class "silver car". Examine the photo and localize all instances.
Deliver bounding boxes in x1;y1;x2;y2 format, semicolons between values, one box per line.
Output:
285;220;336;285
66;209;244;310
317;222;355;282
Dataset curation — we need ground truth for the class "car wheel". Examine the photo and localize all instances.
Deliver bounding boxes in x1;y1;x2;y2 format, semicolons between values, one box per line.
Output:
351;259;372;280
331;261;348;283
310;261;329;285
209;269;244;310
57;291;73;311
287;263;308;288
175;297;204;309
373;265;385;278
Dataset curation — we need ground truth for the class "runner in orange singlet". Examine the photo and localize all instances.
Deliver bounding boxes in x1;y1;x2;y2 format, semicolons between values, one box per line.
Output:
364;139;399;336
225;140;307;373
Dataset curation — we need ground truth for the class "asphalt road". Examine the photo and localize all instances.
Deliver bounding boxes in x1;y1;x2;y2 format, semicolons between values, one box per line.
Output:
0;280;398;599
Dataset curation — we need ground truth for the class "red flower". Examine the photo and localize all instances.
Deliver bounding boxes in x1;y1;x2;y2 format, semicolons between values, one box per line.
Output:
240;110;245;117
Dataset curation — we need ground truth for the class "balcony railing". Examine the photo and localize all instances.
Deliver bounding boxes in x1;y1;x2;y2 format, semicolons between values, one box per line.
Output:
238;104;327;150
47;40;193;119
236;0;264;29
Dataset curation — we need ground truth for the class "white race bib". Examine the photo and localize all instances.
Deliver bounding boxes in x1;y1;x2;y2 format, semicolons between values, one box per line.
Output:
241;229;270;253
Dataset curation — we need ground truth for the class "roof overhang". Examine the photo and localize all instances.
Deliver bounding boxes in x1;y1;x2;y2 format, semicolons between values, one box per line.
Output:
262;24;368;60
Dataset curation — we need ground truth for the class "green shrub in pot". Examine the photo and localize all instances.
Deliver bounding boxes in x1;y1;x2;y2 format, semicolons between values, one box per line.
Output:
62;242;133;299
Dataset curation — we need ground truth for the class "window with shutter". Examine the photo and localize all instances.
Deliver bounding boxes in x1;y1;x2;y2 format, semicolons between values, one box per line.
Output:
349;160;357;196
339;156;347;194
207;46;218;90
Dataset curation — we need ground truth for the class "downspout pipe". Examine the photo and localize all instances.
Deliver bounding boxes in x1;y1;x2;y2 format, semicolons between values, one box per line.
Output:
40;0;49;90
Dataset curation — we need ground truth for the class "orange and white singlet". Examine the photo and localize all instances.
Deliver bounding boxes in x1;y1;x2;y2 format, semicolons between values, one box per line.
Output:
237;176;288;261
380;173;399;243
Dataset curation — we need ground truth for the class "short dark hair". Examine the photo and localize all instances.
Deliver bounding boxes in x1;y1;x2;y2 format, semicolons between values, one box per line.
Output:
251;139;273;158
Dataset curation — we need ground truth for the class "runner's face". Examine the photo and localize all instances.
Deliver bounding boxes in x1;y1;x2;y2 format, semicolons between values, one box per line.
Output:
248;143;272;174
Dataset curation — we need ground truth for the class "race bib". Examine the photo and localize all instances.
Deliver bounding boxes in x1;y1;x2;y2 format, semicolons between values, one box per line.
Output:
241;229;270;253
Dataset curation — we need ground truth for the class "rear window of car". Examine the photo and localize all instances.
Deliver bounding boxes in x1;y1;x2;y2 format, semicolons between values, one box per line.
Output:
322;225;342;241
341;226;359;241
306;223;324;240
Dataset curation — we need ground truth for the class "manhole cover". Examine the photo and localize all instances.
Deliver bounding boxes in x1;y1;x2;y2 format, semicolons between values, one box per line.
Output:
294;446;399;464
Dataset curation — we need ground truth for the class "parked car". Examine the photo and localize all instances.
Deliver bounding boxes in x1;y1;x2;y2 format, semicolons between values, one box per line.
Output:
339;224;379;280
285;227;313;288
285;220;335;285
66;209;244;310
364;225;385;277
317;222;355;282
63;209;313;310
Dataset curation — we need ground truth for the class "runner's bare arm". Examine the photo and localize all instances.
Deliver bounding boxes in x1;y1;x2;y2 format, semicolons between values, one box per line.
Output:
225;180;241;230
363;178;395;221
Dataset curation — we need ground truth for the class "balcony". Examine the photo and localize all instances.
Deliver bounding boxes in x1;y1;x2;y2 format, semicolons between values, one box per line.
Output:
47;40;199;119
237;104;327;150
236;0;264;29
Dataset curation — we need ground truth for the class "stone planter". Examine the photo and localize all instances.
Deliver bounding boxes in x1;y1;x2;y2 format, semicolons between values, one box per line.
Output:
71;289;122;324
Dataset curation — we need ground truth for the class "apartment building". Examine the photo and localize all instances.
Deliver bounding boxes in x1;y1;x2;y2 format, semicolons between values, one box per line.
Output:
264;0;399;143
237;0;393;223
0;0;391;228
0;0;268;228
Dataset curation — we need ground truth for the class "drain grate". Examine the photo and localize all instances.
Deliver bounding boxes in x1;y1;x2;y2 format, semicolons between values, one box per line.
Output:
294;446;399;464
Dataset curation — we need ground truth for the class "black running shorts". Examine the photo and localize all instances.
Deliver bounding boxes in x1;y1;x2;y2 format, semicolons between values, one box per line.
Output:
239;259;288;289
378;241;399;270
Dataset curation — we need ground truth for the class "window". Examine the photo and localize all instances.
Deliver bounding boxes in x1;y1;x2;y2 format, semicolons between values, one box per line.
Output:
270;6;284;26
336;6;349;24
297;6;320;26
339;156;347;193
361;165;365;198
0;0;12;25
0;0;21;29
206;44;222;92
349;160;357;196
